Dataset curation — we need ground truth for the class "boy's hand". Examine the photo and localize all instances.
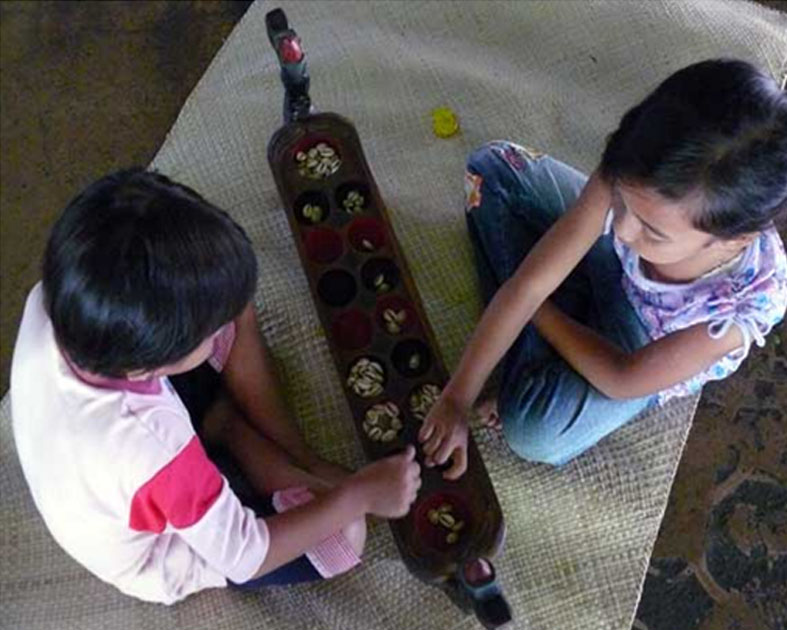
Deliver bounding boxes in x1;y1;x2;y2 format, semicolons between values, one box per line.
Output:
418;394;470;480
348;445;421;518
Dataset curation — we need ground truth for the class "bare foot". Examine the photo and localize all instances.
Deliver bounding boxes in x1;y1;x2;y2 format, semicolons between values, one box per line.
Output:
463;558;494;585
475;398;502;431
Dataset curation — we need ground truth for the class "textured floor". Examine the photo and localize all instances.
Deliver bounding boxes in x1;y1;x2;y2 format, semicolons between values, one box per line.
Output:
635;331;787;630
0;2;784;629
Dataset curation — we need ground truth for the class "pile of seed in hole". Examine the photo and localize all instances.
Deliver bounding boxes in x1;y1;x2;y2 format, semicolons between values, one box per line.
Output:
427;503;465;544
406;351;423;371
342;190;365;214
409;383;441;421
296;143;341;179
346;358;384;398
373;272;393;294
301;203;324;223
383;308;407;334
362;402;402;442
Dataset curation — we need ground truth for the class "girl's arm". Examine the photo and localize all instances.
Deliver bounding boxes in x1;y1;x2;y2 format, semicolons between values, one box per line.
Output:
420;171;612;479
532;300;744;398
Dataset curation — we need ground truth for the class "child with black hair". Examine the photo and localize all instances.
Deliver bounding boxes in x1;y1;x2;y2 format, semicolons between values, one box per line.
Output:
11;169;421;603
420;58;787;479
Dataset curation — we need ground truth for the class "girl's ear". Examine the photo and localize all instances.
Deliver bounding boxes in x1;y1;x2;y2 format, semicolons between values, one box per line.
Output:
706;232;757;253
727;232;758;249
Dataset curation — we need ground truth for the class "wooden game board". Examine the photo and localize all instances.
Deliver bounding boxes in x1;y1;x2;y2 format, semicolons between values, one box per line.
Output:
267;112;505;584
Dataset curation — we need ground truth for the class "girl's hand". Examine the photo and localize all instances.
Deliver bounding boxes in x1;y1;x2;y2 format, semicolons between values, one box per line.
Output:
418;394;470;480
346;445;421;518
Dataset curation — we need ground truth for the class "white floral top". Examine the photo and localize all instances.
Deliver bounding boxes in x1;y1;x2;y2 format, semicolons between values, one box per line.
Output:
612;225;787;403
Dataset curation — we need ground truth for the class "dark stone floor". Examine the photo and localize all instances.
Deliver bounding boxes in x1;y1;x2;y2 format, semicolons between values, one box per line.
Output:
0;0;252;387
635;326;787;630
1;2;785;629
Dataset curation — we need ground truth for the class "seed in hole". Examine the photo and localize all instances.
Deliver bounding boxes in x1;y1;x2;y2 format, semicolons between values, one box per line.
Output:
302;203;324;223
409;384;442;421
348;217;386;253
297;142;341;179
383;308;407;334
361;258;400;295
362;402;402;442
347;357;385;398
342;189;366;214
381;429;397;442
429;502;463;544
295;192;330;225
438;513;456;528
392;339;431;377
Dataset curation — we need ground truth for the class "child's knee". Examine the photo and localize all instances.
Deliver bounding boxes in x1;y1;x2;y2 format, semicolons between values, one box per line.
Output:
466;141;502;174
500;407;567;466
465;141;546;215
467;141;544;174
341;517;367;558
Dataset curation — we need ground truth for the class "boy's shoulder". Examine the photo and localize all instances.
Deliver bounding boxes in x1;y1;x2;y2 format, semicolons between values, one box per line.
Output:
11;283;196;477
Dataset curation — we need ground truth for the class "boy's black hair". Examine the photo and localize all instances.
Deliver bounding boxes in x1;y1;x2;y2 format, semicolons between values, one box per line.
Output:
43;168;258;377
601;59;787;238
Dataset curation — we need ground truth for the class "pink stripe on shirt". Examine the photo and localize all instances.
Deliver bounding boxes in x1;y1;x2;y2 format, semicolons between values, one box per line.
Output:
130;437;223;532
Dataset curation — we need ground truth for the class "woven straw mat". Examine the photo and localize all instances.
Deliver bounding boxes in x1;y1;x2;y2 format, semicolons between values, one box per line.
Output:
2;1;785;629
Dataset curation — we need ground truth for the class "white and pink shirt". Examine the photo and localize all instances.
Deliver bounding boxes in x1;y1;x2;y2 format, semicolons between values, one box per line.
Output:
12;284;360;603
11;283;267;603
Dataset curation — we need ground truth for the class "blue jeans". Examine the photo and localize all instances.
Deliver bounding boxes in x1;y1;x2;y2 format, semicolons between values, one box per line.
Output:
465;142;656;466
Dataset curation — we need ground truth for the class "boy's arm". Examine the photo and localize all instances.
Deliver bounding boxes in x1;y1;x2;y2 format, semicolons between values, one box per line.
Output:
251;480;366;577
250;446;420;578
531;300;744;399
167;445;418;584
221;304;332;475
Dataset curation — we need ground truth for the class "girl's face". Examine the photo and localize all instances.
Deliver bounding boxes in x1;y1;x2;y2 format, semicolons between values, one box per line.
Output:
611;182;718;265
